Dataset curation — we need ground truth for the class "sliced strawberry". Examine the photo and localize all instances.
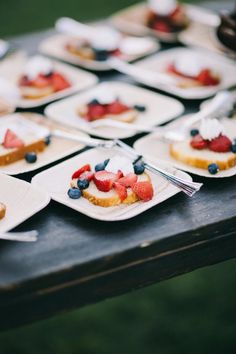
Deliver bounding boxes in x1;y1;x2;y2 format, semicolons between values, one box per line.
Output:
152;21;171;33
132;181;154;202
3;129;24;149
113;182;127;201
51;72;71;91
197;69;220;86
32;74;51;88
94;170;118;192
190;134;208;150
107;101;130;115
209;134;232;152
118;173;138;188
72;164;91;179
87;104;107;121
79;171;94;181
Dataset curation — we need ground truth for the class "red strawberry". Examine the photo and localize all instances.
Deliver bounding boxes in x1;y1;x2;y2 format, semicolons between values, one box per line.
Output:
87;104;107;121
118;173;138;188
79;171;94;181
153;21;171;33
94;170;118;192
107;101;130;115
197;69;220;86
113;182;127;201
190;134;208;150
32;74;51;88
132;181;154;202
72;164;91;179
116;170;123;179
208;134;232;152
51;72;71;91
3;129;24;149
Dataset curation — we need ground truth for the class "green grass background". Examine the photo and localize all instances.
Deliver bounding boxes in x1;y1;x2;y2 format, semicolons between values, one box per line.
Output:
0;1;235;353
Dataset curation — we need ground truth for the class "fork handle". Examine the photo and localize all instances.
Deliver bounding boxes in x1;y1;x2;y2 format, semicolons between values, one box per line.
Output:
52;129;104;147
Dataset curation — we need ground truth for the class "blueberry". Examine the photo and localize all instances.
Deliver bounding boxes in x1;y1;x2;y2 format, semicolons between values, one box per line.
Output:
77;179;89;190
67;188;81;199
95;159;110;172
134;162;145;175
44;135;51;146
44;71;54;78
208;163;219;175
134;104;146;112
88;99;100;105
231;143;236;153
190;129;199;137
25;152;37;163
94;49;109;61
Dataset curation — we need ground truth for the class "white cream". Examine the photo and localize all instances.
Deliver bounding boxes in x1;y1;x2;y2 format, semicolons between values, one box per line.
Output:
90;26;121;51
0;77;20;104
148;0;177;16
92;86;117;105
23;56;53;80
174;54;205;77
119;37;154;56
199;118;225;141
106;155;134;175
0;39;9;58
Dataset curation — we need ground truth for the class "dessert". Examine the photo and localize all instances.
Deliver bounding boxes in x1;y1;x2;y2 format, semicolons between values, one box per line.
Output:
147;0;189;34
0;77;19;115
170;118;236;174
78;88;143;123
0;202;6;219
18;56;71;99
0;115;50;166
68;155;154;207
167;54;220;87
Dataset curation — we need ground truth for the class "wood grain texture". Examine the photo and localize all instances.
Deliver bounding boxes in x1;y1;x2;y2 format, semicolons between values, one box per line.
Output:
0;27;235;331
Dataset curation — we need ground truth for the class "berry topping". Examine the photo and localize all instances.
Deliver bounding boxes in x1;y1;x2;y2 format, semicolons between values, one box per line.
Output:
132;181;154;201
116;170;124;179
208;163;219;175
94;170;118;192
153;21;171;33
190;134;208;150
113;182;127;201
25;152;37;163
231;144;236;153
197;69;220;86
3;129;25;149
77;179;89;190
107;101;130;115
51;72;71;91
208;135;232;153
190;129;199;137
95;159;110;172
94;49;109;61
88;99;100;106
79;171;94;181
72;164;91;179
118;173;138;188
86;104;107;121
133;162;145;175
68;188;81;199
44;135;51;146
133;104;146;112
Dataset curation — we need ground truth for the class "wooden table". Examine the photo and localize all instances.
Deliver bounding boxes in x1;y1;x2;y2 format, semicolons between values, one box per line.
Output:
1;17;236;332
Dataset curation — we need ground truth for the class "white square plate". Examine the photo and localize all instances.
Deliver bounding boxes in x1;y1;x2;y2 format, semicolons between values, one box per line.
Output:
0;113;89;175
134;47;236;99
32;147;192;221
134;115;236;178
0;174;50;233
45;81;184;139
39;33;160;71
0;52;98;108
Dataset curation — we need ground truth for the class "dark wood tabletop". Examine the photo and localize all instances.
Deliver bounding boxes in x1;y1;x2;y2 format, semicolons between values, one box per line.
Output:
1;19;236;332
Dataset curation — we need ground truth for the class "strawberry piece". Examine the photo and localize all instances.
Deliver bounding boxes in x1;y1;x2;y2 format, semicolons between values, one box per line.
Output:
86;104;107;121
79;171;94;181
113;182;127;201
152;21;171;33
94;170;118;192
107;101;130;115
51;72;71;91
72;164;91;179
208;134;232;152
32;74;51;88
116;170;123;179
132;181;154;202
197;69;220;86
3;129;24;149
190;134;208;150
118;173;138;188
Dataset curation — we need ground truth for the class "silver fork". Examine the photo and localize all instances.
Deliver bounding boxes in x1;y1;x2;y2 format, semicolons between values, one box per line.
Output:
0;230;38;242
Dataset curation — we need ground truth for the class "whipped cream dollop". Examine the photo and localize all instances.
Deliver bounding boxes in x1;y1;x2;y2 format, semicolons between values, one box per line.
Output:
106;155;134;176
174;54;206;77
119;37;154;56
0;77;20;104
23;56;53;80
199;118;225;141
90;26;121;51
92;86;118;105
148;0;177;16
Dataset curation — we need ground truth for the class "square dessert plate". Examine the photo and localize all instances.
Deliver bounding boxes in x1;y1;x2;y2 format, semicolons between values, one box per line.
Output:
134;115;236;178
0;52;98;108
32;147;192;221
0;173;50;233
0;112;89;175
39;34;160;71
45;81;184;139
133;47;236;99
